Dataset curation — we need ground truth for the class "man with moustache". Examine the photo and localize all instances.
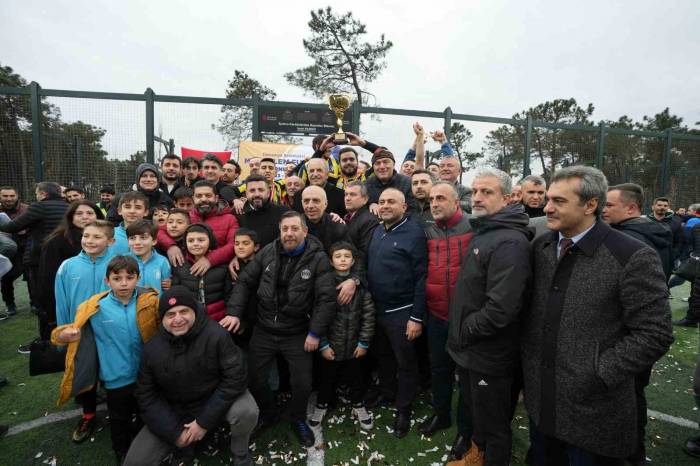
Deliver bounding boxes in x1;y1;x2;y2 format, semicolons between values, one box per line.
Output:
334;147;366;190
408;169;435;227
0;185;29;317
420;181;473;461
300;186;348;255
234;174;290;249
344;182;379;271
520;175;547;218
159;154;183;198
222;161;241;187
447;169;532;466
159;181;239;277
283;176;304;209
366;188;427;438
223;211;336;447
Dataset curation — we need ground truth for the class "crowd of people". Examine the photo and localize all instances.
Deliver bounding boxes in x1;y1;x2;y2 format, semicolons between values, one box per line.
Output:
0;123;695;466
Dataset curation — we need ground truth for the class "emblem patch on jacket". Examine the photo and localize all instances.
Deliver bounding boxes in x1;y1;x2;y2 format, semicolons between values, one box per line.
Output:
301;269;311;279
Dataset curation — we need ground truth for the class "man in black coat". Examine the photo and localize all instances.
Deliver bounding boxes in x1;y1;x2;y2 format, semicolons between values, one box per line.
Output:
125;287;257;466
0;181;67;347
447;169;532;465
522;166;673;465
235;174;289;248
301;185;348;254
344;181;379;271
222;211;336;448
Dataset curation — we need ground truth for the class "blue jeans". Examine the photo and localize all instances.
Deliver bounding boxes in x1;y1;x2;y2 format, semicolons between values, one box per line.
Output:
426;312;470;435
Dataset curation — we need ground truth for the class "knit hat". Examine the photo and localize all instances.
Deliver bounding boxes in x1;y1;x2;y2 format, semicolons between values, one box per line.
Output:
185;223;218;249
135;163;162;184
159;285;198;318
371;147;395;166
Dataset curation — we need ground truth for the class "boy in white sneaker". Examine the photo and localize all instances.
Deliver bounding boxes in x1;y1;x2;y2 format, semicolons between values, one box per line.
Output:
309;242;375;430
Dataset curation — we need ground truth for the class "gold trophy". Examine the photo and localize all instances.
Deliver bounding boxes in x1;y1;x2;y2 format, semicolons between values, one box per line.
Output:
327;94;352;145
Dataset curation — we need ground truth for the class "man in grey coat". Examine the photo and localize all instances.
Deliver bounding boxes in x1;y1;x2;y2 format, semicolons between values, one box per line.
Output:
521;166;673;465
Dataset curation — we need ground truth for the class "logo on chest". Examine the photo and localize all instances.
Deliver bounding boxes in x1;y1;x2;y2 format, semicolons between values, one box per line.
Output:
300;269;311;280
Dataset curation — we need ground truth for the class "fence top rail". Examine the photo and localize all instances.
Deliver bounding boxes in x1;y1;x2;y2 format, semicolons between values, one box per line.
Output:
1;85;700;142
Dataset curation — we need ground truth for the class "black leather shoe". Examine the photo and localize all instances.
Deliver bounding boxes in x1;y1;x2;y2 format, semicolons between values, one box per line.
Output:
418;414;451;436
448;433;470;461
364;391;395;409
673;317;699;327
291;420;315;448
392;411;411;438
684;434;700;458
250;413;278;442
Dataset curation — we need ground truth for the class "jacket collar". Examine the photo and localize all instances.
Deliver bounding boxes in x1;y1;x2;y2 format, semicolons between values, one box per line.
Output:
384;216;409;232
438;208;462;229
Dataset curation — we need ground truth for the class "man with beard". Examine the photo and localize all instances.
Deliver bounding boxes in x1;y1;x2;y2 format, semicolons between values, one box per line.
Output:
0;186;28;317
408;169;435;227
344;182;379;271
223;211;336;447
335;148;366;190
222;161;241;187
200;154;232;194
96;185;115;218
301;186;348;255
234;158;286;214
647;196;683;263
439;156;471;213
366;188;427;438
509;184;523;205
181;157;203;188
159;181;239;277
64;186;86;203
159;154;182;198
365;148;414;216
295;159;346;217
447;169;532;465
234;174;289;248
107;163;173;223
520;175;547;218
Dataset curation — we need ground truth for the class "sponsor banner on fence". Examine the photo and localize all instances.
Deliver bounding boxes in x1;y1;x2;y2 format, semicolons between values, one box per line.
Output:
237;141;312;179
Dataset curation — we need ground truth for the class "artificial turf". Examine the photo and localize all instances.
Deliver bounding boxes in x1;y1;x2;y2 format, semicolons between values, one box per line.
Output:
1;282;699;465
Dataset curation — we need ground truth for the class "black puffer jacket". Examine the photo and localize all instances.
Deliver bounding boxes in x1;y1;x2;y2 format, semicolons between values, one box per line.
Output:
135;302;248;444
227;236;336;337
0;196;67;266
171;261;232;321
612;216;673;279
447;204;532;376
346;205;380;271
320;276;375;361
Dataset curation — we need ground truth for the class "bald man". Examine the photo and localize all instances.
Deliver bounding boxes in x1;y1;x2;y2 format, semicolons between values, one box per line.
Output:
294;159;346;217
301;186;349;254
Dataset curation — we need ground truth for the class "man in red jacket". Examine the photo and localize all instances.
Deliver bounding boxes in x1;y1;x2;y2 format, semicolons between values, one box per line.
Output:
420;181;473;462
161;181;238;276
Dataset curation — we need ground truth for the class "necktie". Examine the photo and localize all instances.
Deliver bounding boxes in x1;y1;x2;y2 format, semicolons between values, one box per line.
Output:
559;238;574;260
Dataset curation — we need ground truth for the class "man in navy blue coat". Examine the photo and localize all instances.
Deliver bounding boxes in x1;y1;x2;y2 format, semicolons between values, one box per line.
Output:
366;187;427;438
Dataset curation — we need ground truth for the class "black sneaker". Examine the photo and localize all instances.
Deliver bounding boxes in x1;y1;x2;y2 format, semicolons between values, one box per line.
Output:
0;424;8;437
6;305;17;316
17;344;31;354
291;420;315;448
72;416;96;444
0;312;8;321
673;317;699;327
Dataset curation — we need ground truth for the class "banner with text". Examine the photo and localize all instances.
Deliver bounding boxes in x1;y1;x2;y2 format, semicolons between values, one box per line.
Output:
237;141;313;179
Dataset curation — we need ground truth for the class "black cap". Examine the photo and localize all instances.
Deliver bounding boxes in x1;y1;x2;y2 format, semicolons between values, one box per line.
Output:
159;286;198;318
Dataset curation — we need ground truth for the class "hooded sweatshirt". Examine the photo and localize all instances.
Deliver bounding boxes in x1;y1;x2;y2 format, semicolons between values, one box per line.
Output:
612;216;674;279
106;163;173;223
55;249;115;326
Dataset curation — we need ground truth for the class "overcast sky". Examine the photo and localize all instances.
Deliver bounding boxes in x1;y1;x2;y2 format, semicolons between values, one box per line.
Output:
4;0;699;173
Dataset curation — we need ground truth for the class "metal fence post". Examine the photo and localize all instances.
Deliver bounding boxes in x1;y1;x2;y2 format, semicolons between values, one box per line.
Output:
145;88;155;164
660;129;673;195
595;123;605;169
74;135;82;183
29;81;44;181
352;99;361;135
523;115;533;176
444;107;453;141
251;94;261;141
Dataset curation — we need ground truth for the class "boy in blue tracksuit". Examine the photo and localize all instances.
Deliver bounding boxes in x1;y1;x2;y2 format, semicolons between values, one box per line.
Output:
112;192;150;255
126;220;171;294
54;219;116;443
55;220;116;327
52;255;160;463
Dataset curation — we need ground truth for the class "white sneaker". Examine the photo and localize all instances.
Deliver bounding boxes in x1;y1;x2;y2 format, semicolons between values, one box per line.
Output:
308;404;327;427
352;405;374;430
